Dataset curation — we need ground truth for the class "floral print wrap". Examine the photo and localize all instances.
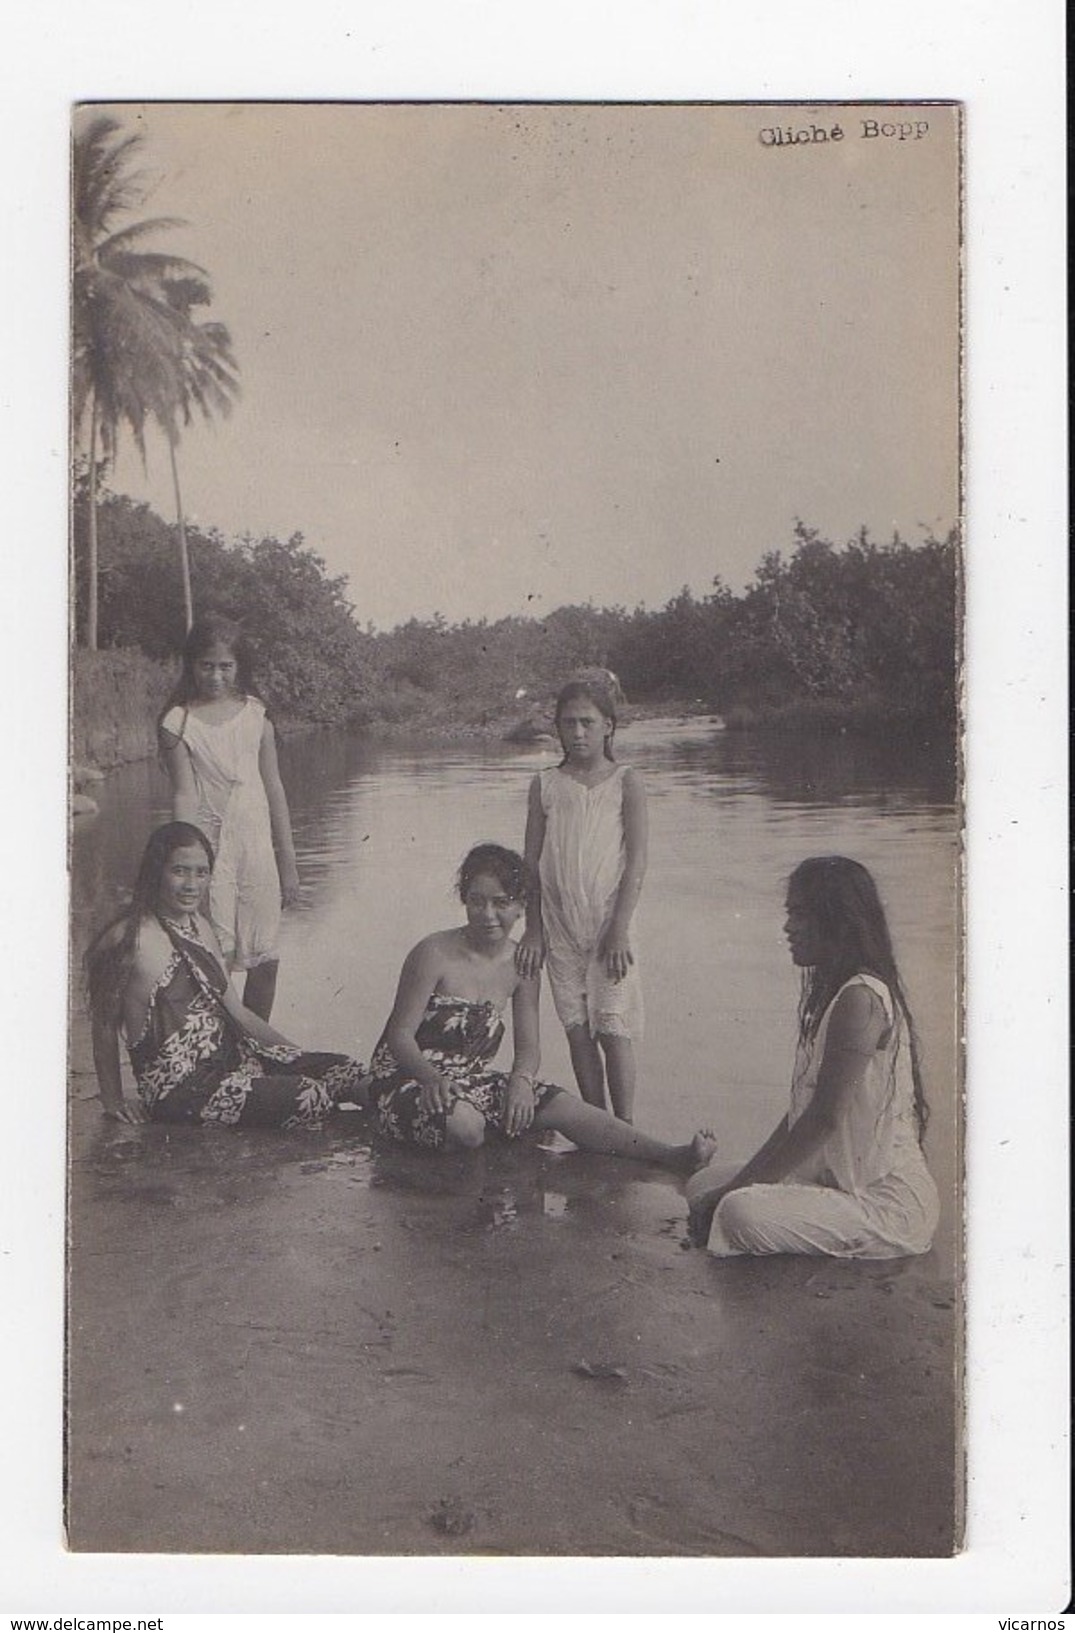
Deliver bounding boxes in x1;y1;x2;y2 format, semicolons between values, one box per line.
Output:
128;918;365;1130
369;993;560;1150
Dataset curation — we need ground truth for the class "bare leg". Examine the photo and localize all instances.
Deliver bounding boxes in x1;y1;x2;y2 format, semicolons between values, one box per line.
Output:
599;1033;636;1123
443;1101;487;1150
534;1092;716;1173
688;1198;719;1246
566;1024;607;1110
243;959;279;1022
685;1162;739;1245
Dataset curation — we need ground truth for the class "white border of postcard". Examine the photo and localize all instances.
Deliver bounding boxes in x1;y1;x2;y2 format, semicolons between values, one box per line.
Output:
1;0;1068;1619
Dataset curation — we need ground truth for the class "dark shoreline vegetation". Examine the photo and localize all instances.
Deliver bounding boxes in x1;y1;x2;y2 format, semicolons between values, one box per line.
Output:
71;486;958;771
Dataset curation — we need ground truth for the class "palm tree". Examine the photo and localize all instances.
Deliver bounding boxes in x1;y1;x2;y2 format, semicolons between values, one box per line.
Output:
72;116;238;646
155;285;240;631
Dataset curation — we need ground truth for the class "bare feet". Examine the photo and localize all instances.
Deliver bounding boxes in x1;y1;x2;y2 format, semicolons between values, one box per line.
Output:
684;1136;721;1243
682;1129;718;1174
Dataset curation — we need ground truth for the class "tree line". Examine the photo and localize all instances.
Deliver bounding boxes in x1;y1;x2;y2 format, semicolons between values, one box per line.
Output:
72;489;957;734
70;114;956;737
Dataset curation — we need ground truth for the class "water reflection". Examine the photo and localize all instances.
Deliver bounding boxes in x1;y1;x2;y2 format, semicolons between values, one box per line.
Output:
70;718;959;1262
624;720;956;810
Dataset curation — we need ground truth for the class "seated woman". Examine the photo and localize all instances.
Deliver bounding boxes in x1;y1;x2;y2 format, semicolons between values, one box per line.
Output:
370;842;714;1171
86;822;366;1128
687;855;940;1258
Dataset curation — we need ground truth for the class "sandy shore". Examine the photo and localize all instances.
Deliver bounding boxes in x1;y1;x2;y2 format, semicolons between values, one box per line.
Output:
66;1012;959;1560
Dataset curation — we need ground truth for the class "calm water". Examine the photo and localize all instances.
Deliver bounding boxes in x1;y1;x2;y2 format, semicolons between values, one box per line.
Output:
70;718;959;1251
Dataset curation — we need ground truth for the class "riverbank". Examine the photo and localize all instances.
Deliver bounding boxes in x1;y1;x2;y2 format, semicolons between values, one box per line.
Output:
68;646;713;773
71;645;952;780
67;712;961;1558
66;1000;959;1559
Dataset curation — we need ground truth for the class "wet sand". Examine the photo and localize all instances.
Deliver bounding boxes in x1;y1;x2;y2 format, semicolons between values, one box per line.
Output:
66;1018;959;1559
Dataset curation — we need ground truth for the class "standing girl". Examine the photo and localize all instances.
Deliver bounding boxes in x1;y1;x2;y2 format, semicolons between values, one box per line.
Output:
159;614;299;1022
686;856;940;1258
516;676;647;1122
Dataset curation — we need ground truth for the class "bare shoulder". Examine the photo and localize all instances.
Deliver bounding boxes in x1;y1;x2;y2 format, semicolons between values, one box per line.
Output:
403;928;458;974
128;916;174;983
389;930;461;1020
93;917;128;953
827;980;887;1048
621;765;646;792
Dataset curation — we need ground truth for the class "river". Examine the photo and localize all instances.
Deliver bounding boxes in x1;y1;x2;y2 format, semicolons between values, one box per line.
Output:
70;715;959;1259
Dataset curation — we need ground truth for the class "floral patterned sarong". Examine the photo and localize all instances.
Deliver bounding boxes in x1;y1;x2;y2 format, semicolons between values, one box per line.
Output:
369;992;560;1150
128;918;365;1130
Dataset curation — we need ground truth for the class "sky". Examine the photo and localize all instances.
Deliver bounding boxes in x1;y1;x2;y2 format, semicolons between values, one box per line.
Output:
91;100;961;631
4;0;1068;1612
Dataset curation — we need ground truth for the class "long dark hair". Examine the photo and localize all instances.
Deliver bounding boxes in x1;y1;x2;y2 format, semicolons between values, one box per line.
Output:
85;822;215;1027
788;855;928;1137
554;674;619;763
157;612;262;738
456;843;533;905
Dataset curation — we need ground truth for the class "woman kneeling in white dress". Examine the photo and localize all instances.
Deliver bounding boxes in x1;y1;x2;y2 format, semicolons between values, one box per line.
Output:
688;855;940;1259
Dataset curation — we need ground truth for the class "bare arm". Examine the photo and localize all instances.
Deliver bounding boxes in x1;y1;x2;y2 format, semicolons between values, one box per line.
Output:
716;985;886;1198
218;982;296;1048
515;775;547;978
503;971;542;1136
383;937;457;1114
160;730;199;826
91;1015;148;1123
259;718;300;905
600;768;648;980
92;921;156;1123
194;913;295;1047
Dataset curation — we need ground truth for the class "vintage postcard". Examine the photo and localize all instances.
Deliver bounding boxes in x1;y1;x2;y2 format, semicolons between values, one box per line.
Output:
65;100;965;1563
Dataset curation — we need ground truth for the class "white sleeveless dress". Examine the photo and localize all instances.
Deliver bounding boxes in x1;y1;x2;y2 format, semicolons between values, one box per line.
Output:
538;763;644;1040
689;973;939;1258
161;696;281;970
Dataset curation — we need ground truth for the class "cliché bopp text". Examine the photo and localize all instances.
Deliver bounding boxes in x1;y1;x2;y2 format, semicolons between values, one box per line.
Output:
759;118;931;148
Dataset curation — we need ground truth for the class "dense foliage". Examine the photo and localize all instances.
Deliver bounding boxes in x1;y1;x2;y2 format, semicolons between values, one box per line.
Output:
72;486;375;725
72;490;957;734
72;115;238;646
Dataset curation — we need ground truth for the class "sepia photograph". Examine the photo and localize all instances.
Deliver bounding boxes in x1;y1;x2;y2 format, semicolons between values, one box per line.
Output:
66;99;964;1560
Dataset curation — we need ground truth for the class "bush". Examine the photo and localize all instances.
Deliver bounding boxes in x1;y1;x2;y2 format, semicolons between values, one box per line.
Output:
73;487;958;740
71;647;177;769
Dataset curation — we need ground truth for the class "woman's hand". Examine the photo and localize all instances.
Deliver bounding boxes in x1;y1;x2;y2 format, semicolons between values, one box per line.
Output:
599;921;634;982
418;1074;457;1116
515;929;546;980
503;1072;536;1137
280;862;302;909
92;1014;149;1126
102;1095;150;1124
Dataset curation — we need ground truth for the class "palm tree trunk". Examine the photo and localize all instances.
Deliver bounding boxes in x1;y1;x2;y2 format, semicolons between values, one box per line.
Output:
86;394;99;651
168;435;194;634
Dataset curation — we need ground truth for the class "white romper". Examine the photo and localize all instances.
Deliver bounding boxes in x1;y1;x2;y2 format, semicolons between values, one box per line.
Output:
161;696;281;970
689;973;939;1258
538;763;644;1041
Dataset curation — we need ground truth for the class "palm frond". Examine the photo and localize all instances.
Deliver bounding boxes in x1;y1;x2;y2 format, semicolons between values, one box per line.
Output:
102;249;211;289
72;113;240;476
72;116;149;236
98;217;192;254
